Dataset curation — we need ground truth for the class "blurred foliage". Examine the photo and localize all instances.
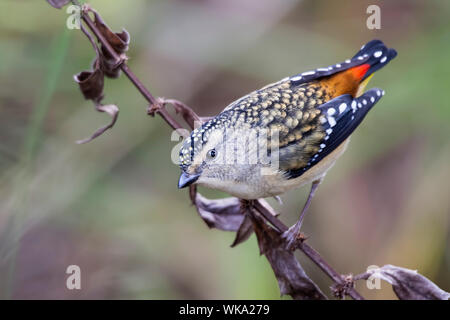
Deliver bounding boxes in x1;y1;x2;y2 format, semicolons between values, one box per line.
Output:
0;0;449;299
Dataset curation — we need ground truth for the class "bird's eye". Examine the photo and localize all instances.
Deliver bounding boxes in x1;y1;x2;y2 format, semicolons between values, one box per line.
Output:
207;149;217;159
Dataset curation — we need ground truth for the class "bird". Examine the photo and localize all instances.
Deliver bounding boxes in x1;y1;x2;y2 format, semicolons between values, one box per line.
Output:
177;39;397;249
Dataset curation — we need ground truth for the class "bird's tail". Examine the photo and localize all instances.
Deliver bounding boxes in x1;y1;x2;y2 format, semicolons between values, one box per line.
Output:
289;39;397;86
350;39;397;81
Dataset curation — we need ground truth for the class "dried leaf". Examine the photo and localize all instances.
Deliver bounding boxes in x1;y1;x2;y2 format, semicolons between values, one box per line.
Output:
74;8;130;79
99;30;130;78
368;265;450;300
46;0;71;9
98;28;130;56
191;191;245;232
92;10;130;53
188;187;254;245
230;214;254;247
73;59;104;103
250;211;326;300
100;52;122;79
76;104;119;144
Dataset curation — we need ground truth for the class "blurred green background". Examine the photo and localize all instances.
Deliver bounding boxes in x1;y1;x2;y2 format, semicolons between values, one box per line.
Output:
0;0;449;299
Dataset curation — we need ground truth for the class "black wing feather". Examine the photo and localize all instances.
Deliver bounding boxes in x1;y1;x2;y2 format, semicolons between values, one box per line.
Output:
285;88;385;179
288;39;397;85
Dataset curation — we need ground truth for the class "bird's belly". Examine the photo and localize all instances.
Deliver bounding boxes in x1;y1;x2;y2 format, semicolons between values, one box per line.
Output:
198;139;349;199
197;177;266;199
251;138;350;198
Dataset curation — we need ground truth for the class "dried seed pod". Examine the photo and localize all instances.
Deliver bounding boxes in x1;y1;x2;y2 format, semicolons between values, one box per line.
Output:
73;59;104;103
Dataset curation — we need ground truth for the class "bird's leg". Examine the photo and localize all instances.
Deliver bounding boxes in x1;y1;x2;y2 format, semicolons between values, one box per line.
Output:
282;179;322;250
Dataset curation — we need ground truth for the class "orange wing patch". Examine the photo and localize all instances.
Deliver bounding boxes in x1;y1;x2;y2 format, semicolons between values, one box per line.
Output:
349;64;370;81
318;63;371;98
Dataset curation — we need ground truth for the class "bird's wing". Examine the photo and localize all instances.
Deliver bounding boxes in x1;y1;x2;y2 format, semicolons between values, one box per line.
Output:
278;88;385;179
288;39;397;85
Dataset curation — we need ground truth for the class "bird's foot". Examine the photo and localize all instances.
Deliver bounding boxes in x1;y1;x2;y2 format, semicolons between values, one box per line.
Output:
281;223;308;251
331;274;355;299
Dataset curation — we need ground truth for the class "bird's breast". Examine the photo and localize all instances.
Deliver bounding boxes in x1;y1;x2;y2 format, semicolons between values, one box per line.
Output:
256;138;350;198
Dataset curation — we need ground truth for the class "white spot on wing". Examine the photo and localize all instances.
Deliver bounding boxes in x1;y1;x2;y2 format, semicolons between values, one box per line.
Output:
327;108;336;116
380;56;387;63
327;116;336;127
339;103;347;114
374;51;382;58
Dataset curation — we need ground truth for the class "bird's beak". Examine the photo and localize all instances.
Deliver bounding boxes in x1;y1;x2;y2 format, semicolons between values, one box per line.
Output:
178;171;200;189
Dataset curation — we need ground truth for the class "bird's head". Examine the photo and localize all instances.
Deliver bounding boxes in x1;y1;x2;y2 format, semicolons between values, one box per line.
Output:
178;116;262;193
178;117;229;189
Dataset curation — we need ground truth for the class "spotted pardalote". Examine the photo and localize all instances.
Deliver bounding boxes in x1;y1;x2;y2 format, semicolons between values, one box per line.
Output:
177;40;397;247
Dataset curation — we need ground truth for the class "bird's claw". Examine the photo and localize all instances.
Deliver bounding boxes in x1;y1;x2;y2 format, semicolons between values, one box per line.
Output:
281;224;308;251
331;274;355;299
